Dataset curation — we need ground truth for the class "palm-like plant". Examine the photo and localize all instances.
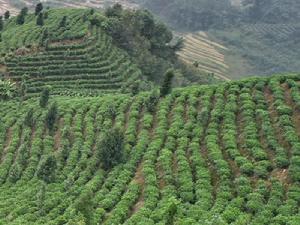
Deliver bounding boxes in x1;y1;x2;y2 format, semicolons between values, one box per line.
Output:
0;79;16;100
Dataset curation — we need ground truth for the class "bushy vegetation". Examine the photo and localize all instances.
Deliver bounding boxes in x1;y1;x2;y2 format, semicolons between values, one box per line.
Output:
0;73;299;224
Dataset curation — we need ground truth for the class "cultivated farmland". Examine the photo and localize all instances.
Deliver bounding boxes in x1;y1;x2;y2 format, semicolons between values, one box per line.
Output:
0;74;300;224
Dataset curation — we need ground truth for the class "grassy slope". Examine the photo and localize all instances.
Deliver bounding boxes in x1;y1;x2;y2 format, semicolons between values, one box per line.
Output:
0;74;300;224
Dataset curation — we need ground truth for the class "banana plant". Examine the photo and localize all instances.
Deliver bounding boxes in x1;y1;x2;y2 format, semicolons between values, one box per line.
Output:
0;79;16;100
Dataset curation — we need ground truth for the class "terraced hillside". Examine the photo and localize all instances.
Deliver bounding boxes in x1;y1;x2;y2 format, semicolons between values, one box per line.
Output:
4;27;143;96
0;74;300;224
177;32;230;81
0;8;146;95
0;8;89;53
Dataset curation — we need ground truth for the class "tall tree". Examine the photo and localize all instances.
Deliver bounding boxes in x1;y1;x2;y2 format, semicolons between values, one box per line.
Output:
0;16;3;31
59;16;67;27
46;102;58;131
160;69;175;97
36;13;44;26
98;127;124;170
4;11;10;20
37;154;57;183
16;7;28;25
39;87;50;107
35;2;43;16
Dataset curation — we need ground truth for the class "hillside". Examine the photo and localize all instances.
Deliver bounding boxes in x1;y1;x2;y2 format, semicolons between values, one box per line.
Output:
0;74;300;224
0;6;217;96
135;0;300;79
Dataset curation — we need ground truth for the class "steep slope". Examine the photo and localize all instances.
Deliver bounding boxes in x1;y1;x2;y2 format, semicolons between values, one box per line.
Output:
0;74;299;224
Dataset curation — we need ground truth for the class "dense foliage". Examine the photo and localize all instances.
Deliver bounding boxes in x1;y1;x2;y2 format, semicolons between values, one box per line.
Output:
0;74;299;224
102;4;208;84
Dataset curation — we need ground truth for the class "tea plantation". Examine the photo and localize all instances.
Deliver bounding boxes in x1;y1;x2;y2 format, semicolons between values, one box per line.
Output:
0;4;300;225
0;74;300;224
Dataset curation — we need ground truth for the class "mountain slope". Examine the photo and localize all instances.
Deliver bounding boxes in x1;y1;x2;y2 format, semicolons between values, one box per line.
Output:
0;74;300;224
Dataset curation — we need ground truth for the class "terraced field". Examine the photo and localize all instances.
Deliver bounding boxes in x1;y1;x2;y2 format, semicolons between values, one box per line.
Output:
0;8;89;53
0;74;300;224
242;23;299;41
5;27;143;96
0;8;145;96
177;32;230;81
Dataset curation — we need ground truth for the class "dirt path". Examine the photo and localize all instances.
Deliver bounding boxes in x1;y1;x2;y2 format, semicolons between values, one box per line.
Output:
130;161;145;214
0;64;7;73
129;102;159;215
252;89;276;167
264;87;292;160
282;83;300;138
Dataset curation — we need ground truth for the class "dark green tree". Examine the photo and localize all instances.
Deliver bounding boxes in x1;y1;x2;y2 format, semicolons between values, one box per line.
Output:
46;102;58;131
4;11;10;20
105;3;123;18
37;154;57;183
0;16;3;31
16;7;28;25
35;2;43;16
59;16;67;28
36;12;44;26
24;108;34;127
160;69;175;97
39;87;50;107
146;89;160;113
98;127;124;170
